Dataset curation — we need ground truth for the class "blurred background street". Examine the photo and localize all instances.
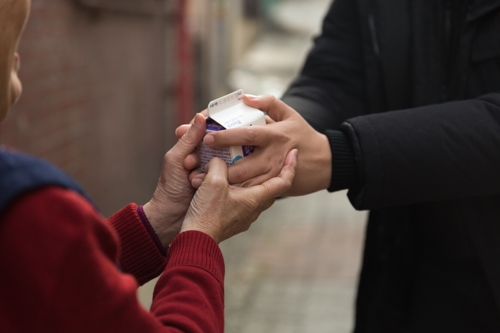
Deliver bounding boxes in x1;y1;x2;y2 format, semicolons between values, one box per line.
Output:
219;191;367;333
0;0;368;332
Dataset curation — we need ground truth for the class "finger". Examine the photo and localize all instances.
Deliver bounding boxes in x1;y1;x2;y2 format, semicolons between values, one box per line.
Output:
226;149;281;184
203;123;279;148
245;149;298;202
189;111;207;124
240;172;276;188
170;113;206;157
243;94;294;122
190;173;205;189
175;109;208;138
190;172;205;189
175;124;191;138
265;115;275;124
203;157;229;186
183;151;200;170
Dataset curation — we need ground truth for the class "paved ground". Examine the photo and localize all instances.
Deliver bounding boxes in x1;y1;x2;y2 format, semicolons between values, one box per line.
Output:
220;191;367;333
139;1;370;332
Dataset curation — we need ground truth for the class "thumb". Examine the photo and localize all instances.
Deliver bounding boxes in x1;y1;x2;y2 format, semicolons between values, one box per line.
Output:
243;94;293;122
175;124;191;138
171;113;206;157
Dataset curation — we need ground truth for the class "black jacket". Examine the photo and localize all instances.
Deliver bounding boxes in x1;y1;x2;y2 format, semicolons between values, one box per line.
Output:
282;0;500;331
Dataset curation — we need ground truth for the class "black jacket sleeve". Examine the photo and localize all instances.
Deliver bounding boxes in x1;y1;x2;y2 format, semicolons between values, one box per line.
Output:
343;93;500;210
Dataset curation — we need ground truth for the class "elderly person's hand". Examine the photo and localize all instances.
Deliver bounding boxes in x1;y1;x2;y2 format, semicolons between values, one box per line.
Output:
142;113;206;247
181;149;297;243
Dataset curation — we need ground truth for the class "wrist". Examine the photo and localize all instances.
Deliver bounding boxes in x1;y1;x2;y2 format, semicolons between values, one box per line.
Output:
180;225;221;244
288;132;332;196
136;205;167;256
180;216;222;244
143;201;183;247
316;133;333;190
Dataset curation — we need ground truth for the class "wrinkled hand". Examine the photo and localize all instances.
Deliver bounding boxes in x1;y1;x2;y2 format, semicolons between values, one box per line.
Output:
143;113;206;247
184;95;331;196
180;149;298;243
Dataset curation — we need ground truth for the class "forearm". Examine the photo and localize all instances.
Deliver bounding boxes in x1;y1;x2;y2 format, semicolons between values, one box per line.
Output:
151;231;225;333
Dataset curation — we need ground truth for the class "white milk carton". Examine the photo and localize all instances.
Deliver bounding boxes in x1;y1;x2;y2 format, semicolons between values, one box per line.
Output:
199;89;266;171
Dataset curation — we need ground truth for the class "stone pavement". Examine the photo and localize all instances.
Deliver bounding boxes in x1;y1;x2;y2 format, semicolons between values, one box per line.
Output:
220;191;367;333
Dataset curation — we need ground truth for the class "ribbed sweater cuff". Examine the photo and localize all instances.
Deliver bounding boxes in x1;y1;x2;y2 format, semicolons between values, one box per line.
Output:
324;130;357;192
166;231;225;286
136;205;167;256
108;203;167;285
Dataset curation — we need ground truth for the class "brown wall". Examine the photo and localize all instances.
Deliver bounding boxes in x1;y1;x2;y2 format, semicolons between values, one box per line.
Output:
0;0;182;216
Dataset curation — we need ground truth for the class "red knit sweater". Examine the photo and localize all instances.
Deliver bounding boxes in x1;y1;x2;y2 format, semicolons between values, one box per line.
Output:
0;186;225;332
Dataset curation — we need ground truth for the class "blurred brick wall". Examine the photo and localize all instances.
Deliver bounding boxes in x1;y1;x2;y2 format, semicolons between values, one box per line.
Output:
0;0;181;216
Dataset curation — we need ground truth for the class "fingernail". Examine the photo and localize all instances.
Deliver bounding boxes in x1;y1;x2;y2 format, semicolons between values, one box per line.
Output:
193;114;201;127
245;94;259;100
286;149;298;165
204;135;214;145
192;177;202;188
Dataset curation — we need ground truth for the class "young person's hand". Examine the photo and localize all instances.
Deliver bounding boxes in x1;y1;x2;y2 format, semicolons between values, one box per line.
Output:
187;95;331;196
180;149;297;243
142;113;206;247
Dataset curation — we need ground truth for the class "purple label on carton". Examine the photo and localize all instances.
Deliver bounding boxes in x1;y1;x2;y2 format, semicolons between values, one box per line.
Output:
206;118;224;131
199;118;255;171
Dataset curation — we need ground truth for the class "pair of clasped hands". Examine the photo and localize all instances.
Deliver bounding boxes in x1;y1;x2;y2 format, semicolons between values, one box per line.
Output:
143;94;332;245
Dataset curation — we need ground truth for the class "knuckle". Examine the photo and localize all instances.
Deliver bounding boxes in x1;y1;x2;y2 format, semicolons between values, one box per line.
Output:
245;128;257;143
282;178;293;191
269;96;284;112
264;93;277;104
164;151;175;164
180;132;193;145
269;95;279;107
272;129;289;143
206;173;226;189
